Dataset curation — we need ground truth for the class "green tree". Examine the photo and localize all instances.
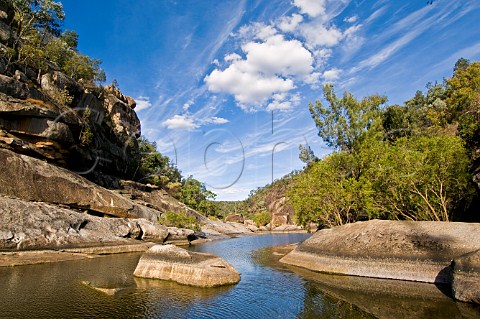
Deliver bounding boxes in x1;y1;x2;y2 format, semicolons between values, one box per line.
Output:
59;30;78;50
180;177;216;211
288;151;376;228
298;144;317;166
446;60;480;151
309;84;387;151
12;0;65;51
362;136;473;221
253;211;271;227
63;53;106;84
132;137;181;187
17;30;46;71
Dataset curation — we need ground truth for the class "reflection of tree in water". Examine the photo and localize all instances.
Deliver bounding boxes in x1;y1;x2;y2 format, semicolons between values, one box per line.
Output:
298;281;375;319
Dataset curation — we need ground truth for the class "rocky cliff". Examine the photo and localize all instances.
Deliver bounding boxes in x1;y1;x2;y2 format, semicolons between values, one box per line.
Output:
0;1;139;178
0;1;253;252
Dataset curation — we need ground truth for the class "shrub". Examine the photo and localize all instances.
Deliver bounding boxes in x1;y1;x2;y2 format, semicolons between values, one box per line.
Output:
253;211;271;227
158;211;200;231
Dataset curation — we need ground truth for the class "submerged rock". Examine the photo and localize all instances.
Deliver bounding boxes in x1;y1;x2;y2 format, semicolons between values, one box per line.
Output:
133;245;240;287
81;281;124;296
452;249;480;304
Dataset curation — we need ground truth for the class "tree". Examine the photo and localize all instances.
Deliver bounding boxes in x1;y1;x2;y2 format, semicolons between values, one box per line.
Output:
309;84;387;151
298;144;317;166
132;137;181;187
63;54;106;84
446;60;480;151
12;0;65;51
288;151;377;228
60;30;78;50
180;177;216;211
362;135;473;221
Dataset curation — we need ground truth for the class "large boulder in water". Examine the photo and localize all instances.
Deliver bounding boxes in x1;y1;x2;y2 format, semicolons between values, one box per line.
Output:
133;244;240;287
280;220;480;284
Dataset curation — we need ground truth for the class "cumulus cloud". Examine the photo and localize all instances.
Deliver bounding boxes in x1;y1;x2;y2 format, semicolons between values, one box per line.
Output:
204;1;362;111
322;68;342;81
300;22;343;47
277;13;304;32
267;93;301;111
224;53;242;62
205;28;314;106
206;116;230;124
163;115;199;130
134;96;152;111
293;0;326;18
206;64;294;105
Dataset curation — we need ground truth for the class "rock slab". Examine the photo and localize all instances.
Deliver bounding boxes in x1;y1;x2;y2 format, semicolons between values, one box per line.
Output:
0;148;160;221
452;249;480;304
133;245;240;287
0;195;168;250
280;220;480;285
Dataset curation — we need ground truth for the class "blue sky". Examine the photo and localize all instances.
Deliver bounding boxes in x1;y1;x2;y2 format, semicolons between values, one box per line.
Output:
62;0;480;201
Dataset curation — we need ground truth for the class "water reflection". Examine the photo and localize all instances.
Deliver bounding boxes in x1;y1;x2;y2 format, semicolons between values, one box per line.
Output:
255;245;480;319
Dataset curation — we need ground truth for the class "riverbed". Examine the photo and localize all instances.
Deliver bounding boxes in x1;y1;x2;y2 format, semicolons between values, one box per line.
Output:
0;233;478;318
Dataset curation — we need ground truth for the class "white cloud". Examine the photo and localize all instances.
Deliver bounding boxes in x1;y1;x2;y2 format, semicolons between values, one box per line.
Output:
344;15;358;23
300;22;343;47
205;65;294;105
293;0;326;18
206;116;230;124
224;53;242;62
134;96;152;111
240;34;313;76
323;68;342;81
304;72;322;87
267;93;301;111
277;13;304;32
205;29;314;107
162;115;199;130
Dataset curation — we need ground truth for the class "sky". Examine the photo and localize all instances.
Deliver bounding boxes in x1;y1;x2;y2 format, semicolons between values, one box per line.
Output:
61;0;480;201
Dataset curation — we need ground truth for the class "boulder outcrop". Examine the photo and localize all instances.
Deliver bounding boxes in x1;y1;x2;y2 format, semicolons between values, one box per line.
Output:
0;196;168;250
0;75;29;99
133;244;240;287
281;220;480;283
268;197;294;227
0;66;140;179
225;213;244;223
0;148;161;220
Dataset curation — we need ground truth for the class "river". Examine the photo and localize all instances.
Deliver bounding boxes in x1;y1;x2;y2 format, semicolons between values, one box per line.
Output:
0;233;478;318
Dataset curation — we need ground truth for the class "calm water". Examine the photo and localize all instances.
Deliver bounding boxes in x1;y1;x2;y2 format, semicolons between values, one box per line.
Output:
0;233;478;319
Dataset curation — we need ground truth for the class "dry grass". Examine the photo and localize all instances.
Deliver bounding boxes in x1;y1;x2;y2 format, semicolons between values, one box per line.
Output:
26;98;51;108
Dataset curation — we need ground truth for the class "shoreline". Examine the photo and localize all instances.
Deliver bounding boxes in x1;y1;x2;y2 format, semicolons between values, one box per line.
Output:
0;230;309;267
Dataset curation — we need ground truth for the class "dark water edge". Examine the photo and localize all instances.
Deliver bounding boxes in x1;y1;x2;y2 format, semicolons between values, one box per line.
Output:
0;233;478;319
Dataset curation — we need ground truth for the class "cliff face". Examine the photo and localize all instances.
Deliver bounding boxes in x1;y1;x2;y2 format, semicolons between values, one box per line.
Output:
0;68;141;179
0;1;140;178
